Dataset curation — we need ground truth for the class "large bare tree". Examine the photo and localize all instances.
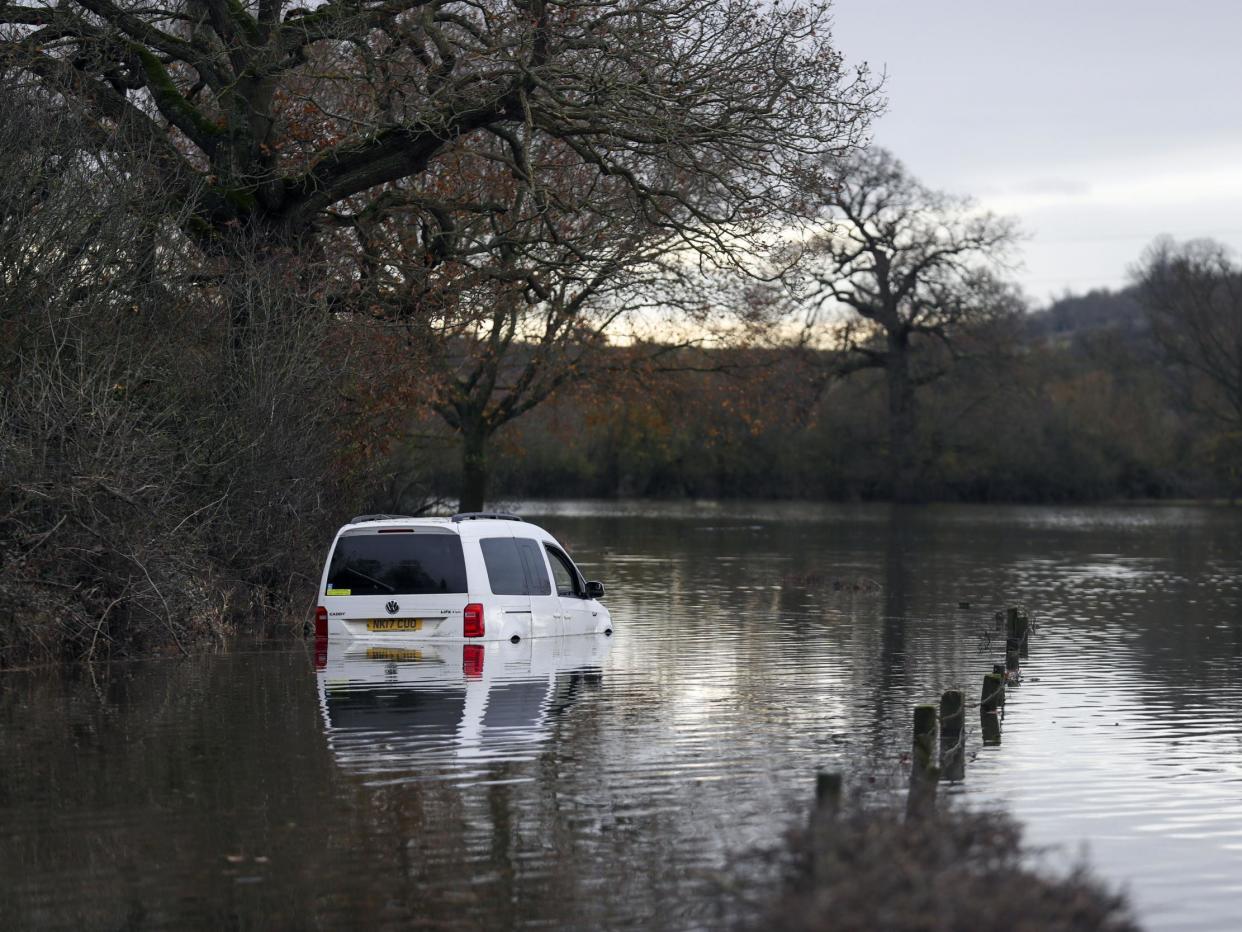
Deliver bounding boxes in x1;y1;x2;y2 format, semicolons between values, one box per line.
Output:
1135;237;1242;493
343;127;752;509
1;0;877;253
799;147;1020;502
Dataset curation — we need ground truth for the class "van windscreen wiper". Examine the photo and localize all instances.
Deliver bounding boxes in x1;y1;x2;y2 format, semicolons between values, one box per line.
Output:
337;565;395;593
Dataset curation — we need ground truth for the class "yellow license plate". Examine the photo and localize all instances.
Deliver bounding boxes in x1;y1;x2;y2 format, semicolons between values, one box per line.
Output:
366;647;423;661
366;618;423;632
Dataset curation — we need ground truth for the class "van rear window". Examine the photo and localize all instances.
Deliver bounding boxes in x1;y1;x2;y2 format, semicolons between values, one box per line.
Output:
326;533;467;596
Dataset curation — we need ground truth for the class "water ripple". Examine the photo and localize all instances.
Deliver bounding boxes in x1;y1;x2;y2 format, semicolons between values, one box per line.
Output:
2;503;1241;930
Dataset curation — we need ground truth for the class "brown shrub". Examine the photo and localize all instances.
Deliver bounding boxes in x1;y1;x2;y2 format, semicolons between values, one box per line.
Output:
0;93;349;663
755;803;1138;932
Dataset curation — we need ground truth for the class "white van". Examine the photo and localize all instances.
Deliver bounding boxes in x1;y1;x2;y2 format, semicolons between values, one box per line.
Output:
313;513;612;642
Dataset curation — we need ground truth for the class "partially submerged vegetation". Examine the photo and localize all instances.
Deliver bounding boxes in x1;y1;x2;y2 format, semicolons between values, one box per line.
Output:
755;802;1138;932
0;104;350;665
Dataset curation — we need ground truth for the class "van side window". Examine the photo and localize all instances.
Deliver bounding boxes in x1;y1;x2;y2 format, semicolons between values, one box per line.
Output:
481;537;553;596
544;545;584;598
515;539;552;596
480;538;526;595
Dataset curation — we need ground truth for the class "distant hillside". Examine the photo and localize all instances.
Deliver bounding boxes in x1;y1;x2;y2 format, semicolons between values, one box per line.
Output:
1022;287;1148;347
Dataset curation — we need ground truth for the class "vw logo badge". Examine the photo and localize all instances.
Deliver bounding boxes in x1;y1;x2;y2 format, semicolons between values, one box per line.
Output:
385;600;399;615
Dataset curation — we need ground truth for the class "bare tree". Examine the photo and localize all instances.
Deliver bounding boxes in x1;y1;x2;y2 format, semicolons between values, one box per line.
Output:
799;148;1021;502
1;0;878;255
325;97;823;508
1135;237;1242;493
1136;237;1242;429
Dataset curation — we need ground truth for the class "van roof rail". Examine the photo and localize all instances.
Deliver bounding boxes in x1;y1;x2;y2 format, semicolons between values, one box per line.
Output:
451;512;524;523
349;513;419;524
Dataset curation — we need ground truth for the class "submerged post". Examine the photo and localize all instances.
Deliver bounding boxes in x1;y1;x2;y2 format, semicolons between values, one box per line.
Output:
1016;610;1031;657
912;704;938;767
811;771;842;884
981;709;1002;746
939;689;966;782
1007;607;1032;657
1005;636;1021;681
981;672;1004;714
939;690;965;741
815;771;843;817
992;662;1009;699
908;704;940;818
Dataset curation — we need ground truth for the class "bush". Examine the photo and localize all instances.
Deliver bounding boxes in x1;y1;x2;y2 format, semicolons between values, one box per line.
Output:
754;802;1138;932
0;95;346;664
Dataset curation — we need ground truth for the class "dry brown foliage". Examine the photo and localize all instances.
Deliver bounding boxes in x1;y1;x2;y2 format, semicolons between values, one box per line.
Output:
756;804;1138;932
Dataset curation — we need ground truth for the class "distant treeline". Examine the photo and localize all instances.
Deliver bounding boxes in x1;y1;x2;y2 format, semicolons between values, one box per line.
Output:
410;289;1236;504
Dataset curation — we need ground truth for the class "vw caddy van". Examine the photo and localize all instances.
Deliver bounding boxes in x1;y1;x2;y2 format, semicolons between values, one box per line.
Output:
314;513;611;642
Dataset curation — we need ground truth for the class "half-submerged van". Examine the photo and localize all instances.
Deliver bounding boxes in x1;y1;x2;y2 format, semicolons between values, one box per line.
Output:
314;513;611;642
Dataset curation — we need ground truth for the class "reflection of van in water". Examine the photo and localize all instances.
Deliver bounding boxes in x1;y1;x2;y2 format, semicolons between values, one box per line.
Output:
314;513;611;642
315;635;612;771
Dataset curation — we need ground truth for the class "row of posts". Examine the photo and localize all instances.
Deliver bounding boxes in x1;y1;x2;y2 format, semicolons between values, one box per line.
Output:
816;606;1034;822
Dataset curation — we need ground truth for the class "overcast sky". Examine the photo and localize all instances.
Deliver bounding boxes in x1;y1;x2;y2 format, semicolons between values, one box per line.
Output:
831;0;1242;306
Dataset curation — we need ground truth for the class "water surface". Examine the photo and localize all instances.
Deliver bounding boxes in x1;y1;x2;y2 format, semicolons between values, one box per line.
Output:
2;502;1240;929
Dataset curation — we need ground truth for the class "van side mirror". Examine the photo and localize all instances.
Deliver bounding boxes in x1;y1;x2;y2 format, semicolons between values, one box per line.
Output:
585;580;605;600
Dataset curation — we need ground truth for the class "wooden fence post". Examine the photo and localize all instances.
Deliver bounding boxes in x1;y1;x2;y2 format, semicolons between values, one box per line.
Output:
981;709;1002;746
816;771;842;817
981;672;1004;714
1007;607;1032;658
1005;637;1021;680
1006;606;1019;636
907;704;940;818
939;689;966;782
810;771;842;884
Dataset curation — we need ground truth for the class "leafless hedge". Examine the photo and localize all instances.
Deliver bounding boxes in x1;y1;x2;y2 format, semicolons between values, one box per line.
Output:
0;93;351;664
752;802;1137;932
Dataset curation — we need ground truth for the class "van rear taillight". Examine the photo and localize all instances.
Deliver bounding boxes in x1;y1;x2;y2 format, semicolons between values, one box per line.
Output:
314;606;328;638
463;645;484;678
463;602;485;638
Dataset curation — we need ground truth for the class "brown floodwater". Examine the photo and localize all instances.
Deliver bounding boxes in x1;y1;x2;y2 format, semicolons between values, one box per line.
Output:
2;502;1240;930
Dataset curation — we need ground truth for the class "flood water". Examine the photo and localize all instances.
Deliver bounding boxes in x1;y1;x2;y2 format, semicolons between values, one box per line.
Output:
2;502;1241;930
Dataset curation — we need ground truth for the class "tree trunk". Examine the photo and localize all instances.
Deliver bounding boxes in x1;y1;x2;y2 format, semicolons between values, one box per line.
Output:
459;423;489;513
885;336;920;503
